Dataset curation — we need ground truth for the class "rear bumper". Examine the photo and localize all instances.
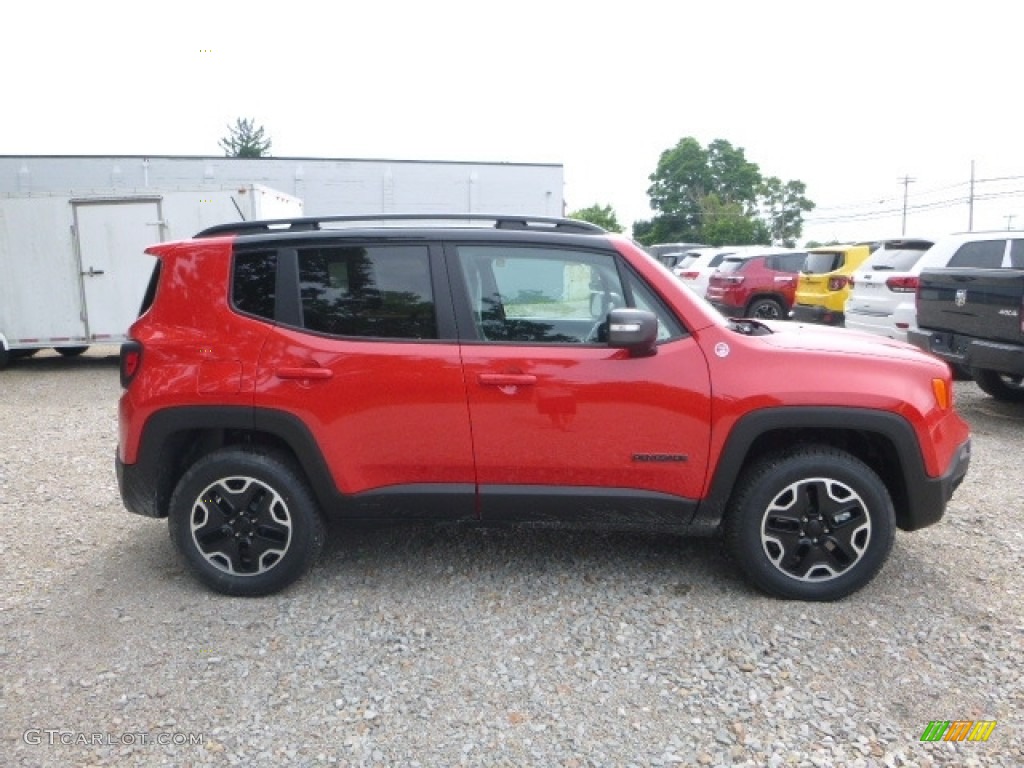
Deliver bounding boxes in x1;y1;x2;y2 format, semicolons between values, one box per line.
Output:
116;449;165;518
791;303;845;326
907;330;1024;376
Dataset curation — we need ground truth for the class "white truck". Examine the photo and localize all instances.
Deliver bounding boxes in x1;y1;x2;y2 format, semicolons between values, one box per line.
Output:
0;184;302;367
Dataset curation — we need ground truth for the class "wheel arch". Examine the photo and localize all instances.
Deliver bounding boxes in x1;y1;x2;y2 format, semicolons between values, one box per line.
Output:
125;406;335;518
692;408;929;533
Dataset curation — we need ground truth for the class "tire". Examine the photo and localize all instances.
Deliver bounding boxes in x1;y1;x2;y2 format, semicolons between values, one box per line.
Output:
972;368;1024;403
56;346;89;357
723;446;895;601
11;349;39;359
0;346;8;370
168;448;325;596
746;297;785;320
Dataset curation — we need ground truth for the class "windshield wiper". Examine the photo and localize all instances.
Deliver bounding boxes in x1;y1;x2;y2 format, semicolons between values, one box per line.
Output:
729;318;774;336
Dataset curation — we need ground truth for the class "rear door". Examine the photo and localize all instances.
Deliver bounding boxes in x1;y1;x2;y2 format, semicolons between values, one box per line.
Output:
450;242;713;524
254;240;476;518
74;198;161;341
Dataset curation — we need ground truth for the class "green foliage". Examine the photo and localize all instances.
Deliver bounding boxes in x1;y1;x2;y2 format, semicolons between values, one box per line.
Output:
759;177;816;248
568;204;624;233
638;137;814;247
699;195;769;246
219;117;272;158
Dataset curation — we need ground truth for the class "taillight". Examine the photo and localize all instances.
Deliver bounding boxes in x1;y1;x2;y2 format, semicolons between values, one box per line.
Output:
886;276;919;293
680;271;700;280
827;276;849;291
120;341;142;388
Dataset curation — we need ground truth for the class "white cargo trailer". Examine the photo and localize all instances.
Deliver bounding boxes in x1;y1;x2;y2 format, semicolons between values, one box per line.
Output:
0;184;302;366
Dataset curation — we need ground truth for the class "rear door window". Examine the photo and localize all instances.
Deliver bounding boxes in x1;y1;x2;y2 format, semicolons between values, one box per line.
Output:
296;245;437;339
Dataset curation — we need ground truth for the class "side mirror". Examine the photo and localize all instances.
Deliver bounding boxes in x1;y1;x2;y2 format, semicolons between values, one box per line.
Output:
606;308;658;357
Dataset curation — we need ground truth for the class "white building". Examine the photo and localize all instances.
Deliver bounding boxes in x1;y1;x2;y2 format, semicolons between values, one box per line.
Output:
0;155;565;218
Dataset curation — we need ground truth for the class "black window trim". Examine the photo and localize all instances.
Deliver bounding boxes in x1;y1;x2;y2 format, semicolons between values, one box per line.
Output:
443;240;689;346
231;240;459;343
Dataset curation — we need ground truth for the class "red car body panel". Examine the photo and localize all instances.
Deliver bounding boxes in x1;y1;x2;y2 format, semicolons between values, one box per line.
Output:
117;226;970;528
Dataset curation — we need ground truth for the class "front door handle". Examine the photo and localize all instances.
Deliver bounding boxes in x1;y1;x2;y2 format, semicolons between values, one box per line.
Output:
478;373;537;386
275;367;334;380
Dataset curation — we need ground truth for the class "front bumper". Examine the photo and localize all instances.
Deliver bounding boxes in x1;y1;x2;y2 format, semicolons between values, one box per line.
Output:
902;437;971;531
791;303;845;326
907;329;1024;376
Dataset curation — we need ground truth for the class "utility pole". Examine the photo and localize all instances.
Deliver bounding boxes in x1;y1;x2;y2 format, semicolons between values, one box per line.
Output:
899;175;916;236
968;160;975;232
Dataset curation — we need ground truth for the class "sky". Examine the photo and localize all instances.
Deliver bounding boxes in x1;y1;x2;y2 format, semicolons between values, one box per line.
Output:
4;1;1023;245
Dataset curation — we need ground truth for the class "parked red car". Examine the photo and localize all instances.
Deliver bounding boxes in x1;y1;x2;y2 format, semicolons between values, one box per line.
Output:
705;248;807;319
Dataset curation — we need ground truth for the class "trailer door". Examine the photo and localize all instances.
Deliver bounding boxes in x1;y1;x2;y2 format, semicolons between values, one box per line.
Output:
74;199;162;341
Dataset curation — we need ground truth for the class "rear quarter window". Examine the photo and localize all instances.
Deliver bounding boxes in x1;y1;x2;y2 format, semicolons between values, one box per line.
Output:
232;250;277;320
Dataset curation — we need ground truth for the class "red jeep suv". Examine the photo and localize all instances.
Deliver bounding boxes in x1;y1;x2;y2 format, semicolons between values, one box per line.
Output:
116;214;971;601
705;248;807;319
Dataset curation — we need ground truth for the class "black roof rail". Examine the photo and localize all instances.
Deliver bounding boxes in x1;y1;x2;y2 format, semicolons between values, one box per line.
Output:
194;213;605;238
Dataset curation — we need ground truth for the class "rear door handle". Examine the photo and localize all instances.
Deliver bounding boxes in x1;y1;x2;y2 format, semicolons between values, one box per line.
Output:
478;373;537;386
275;367;334;380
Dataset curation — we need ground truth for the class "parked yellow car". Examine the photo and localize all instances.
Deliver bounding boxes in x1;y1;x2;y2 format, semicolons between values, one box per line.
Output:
791;243;874;326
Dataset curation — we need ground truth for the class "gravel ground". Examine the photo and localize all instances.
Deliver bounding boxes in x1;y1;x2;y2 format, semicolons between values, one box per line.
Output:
1;348;1021;767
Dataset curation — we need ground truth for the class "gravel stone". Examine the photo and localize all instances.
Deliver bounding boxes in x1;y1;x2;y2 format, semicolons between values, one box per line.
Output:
1;350;1022;767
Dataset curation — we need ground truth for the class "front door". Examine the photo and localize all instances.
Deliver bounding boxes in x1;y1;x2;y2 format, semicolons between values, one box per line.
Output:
451;243;713;524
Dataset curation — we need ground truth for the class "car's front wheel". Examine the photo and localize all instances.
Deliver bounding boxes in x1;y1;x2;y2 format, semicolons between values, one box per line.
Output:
724;447;895;601
168;448;325;596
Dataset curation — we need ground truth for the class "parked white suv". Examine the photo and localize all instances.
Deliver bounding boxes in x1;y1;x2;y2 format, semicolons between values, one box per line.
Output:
844;239;933;342
894;232;1023;343
673;247;742;297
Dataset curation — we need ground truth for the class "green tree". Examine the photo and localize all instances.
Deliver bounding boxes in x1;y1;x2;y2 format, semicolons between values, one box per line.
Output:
699;195;769;246
759;177;815;247
219;117;272;158
568;203;624;233
636;136;813;247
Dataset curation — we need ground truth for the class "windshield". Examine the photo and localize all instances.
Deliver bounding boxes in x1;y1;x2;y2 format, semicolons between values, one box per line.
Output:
716;257;749;274
803;251;843;273
677;253;703;268
864;245;931;271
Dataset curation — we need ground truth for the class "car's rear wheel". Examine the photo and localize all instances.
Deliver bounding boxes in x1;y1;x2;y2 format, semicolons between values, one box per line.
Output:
724;447;895;601
168;448;325;596
746;297;785;320
972;368;1024;403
